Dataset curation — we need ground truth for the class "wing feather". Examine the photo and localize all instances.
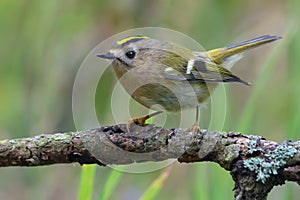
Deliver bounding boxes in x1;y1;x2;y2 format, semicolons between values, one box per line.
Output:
161;54;250;85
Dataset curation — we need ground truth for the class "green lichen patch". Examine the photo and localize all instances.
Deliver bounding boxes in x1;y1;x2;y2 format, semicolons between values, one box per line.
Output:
244;144;297;183
246;135;263;154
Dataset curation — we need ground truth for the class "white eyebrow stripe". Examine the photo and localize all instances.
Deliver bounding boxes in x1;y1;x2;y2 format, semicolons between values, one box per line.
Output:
186;59;194;74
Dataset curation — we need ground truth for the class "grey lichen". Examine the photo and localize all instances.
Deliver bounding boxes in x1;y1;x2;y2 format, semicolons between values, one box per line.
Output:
246;136;263;154
247;139;258;154
244;143;297;183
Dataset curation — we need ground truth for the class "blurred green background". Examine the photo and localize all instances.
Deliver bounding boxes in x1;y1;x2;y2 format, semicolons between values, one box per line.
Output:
0;0;299;199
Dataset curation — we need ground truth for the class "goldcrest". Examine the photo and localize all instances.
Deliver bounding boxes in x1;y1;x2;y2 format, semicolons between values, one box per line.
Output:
97;35;281;129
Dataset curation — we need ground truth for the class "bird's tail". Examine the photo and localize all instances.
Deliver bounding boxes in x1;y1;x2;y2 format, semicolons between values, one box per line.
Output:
207;35;282;67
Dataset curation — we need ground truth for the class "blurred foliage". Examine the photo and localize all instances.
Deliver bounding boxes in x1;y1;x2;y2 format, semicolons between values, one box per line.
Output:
0;0;299;199
78;165;96;200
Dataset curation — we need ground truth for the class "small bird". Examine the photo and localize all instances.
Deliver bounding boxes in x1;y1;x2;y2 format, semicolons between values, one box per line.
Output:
97;35;281;131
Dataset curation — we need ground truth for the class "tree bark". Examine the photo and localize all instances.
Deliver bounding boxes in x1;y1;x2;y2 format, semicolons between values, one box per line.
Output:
0;124;299;200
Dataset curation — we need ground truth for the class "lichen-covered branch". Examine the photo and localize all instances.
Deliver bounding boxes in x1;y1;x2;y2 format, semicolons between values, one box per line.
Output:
0;124;299;200
0;131;103;166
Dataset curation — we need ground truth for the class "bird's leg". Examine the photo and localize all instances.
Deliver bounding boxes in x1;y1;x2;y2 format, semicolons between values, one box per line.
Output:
186;105;201;136
127;111;163;130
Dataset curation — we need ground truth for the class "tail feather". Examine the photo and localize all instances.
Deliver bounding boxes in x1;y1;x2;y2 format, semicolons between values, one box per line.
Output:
225;35;282;50
208;35;282;65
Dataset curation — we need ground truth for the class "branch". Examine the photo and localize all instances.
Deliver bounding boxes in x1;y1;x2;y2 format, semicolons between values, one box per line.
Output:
0;124;299;200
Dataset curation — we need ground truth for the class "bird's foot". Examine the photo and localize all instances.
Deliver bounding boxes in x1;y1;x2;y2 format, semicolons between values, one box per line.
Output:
127;111;163;132
185;122;201;138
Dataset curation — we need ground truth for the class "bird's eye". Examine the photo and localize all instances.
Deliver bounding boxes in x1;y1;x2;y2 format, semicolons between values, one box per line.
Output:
125;50;136;59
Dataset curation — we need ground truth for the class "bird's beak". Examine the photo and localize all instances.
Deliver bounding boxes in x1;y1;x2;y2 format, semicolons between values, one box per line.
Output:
96;52;115;60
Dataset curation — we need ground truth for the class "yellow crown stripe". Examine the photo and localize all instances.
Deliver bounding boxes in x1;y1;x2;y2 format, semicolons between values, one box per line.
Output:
117;36;149;45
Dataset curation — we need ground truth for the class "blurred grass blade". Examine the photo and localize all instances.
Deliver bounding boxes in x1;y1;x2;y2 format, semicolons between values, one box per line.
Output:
287;27;300;139
78;165;96;200
139;166;173;200
237;27;297;132
192;164;210;199
98;169;123;200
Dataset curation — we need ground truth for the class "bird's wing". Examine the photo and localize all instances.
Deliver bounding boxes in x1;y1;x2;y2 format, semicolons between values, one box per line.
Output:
160;55;250;85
